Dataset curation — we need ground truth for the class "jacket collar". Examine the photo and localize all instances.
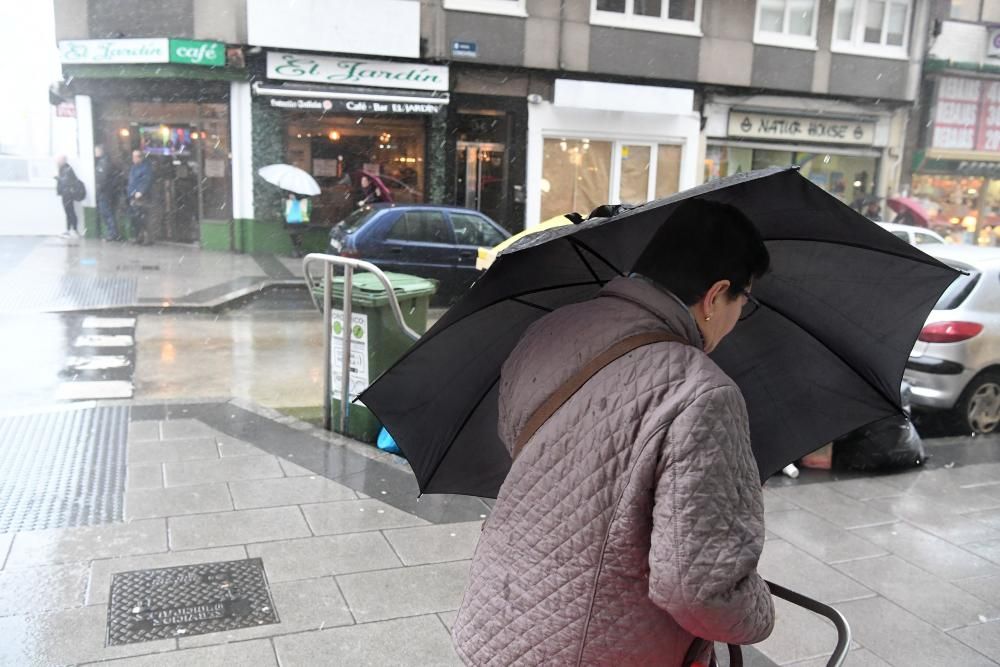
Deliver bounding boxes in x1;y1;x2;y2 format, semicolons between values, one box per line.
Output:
599;276;705;350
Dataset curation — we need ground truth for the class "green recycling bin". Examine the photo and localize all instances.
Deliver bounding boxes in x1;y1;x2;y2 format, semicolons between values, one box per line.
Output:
321;272;437;443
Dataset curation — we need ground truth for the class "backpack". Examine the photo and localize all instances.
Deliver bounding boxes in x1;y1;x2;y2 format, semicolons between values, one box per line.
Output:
70;175;86;202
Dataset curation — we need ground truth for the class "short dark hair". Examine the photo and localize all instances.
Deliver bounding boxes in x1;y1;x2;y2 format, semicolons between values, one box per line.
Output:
631;198;770;305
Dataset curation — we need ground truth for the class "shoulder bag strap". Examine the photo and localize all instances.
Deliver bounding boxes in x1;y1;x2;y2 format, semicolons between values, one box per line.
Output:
512;331;689;460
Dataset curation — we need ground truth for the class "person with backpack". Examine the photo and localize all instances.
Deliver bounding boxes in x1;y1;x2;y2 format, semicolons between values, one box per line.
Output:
55;155;84;237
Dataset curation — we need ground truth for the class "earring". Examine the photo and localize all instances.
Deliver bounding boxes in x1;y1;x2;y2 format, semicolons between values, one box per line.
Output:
704;315;712;322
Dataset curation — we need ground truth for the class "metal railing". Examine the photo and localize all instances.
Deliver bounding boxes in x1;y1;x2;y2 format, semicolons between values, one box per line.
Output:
303;254;421;432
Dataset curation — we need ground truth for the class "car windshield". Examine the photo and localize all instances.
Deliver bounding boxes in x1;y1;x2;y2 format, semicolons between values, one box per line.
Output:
339;207;379;234
935;268;981;310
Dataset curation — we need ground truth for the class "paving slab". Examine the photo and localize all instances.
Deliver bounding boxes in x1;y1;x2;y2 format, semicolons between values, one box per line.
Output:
954;574;1000;607
160;418;221;440
87;639;278;666
852;522;1000;580
0;561;89;615
967;540;1000;565
950;619;1000;661
836;596;997;667
126;463;164;491
163;455;283;487
835;555;1000;630
769;485;896;529
127;420;160;442
382;521;484;566
127;437;219;464
247;533;402;583
869;497;1000;545
753;597;842;665
124;483;233;520
273;614;461;666
758;540;873;604
168;507;311;550
229;476;356;509
336;561;471;623
5;519;167;567
301;499;429;535
764;511;886;563
824;477;903;502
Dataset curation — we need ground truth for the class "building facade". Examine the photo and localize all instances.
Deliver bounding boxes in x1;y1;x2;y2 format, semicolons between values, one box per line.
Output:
52;0;933;252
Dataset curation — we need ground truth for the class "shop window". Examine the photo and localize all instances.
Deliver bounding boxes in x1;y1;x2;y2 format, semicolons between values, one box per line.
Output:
754;0;819;49
541;138;613;221
389;210;451;244
286;115;425;226
450;212;506;247
832;0;911;58
591;0;702;35
655;145;682;198
950;0;1000;21
442;0;527;16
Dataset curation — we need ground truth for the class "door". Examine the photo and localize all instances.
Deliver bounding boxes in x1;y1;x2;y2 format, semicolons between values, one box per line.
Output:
456;142;507;226
378;209;456;289
448;211;508;290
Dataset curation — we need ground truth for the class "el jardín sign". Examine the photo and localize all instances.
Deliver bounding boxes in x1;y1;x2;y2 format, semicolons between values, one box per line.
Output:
266;52;449;93
59;39;224;67
728;111;876;146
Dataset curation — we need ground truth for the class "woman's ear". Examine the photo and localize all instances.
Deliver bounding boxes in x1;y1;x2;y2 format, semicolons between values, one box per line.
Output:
701;279;731;318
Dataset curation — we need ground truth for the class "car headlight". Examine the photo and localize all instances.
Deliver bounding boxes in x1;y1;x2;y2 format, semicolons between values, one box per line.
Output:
330;238;343;252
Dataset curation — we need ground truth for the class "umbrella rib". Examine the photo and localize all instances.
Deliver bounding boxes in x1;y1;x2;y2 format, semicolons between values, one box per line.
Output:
567;237;626;278
421;374;503;493
568;239;603;285
765;237;958;272
753;295;904;414
512;298;553;312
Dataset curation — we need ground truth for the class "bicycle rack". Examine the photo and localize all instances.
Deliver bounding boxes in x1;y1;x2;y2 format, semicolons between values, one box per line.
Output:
303;254;420;433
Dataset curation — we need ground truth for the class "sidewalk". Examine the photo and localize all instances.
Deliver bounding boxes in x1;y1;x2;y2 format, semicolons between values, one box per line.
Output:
0;237;999;665
0;236;302;313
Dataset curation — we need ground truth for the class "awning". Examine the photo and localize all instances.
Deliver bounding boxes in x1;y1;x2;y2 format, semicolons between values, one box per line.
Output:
913;149;1000;178
252;82;448;115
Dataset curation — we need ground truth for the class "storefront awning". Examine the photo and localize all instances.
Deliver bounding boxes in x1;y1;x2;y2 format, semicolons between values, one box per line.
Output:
252;82;448;115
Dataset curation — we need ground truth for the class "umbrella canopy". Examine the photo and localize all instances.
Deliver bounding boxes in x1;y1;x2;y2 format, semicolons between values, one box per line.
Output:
887;196;931;227
258;164;321;196
360;168;958;498
357;171;394;202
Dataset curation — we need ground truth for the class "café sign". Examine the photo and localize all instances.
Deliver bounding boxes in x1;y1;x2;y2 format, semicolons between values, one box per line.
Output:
728;111;876;146
267;52;448;93
267;97;445;115
59;39;224;67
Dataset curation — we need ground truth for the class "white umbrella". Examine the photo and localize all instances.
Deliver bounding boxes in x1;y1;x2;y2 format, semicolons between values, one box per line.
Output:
258;164;321;196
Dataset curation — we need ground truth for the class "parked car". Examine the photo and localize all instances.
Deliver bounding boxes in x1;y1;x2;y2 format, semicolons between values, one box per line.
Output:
328;204;510;297
877;222;946;246
904;244;1000;434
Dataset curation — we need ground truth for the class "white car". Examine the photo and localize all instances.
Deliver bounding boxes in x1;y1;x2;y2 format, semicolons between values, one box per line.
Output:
904;244;1000;433
877;222;946;246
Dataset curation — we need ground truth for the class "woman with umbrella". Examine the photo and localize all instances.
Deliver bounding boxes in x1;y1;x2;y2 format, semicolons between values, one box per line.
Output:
451;199;775;665
258;164;320;256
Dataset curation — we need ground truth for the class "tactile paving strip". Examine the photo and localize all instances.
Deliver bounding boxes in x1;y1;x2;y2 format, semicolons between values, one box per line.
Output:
0;274;137;313
107;558;279;645
0;405;128;533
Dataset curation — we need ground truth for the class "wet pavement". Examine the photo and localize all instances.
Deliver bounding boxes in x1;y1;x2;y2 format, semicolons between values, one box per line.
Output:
0;236;999;665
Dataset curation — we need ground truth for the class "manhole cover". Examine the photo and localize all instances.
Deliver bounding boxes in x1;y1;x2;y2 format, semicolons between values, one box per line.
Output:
106;558;279;645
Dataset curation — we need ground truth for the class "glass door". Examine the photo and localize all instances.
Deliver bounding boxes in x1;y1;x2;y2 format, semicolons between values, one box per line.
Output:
616;143;653;206
456;142;506;224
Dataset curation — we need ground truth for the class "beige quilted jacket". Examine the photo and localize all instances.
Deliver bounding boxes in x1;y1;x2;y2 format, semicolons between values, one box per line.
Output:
453;276;774;666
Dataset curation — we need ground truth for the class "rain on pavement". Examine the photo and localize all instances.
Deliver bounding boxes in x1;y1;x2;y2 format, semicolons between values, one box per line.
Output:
1;1;1000;665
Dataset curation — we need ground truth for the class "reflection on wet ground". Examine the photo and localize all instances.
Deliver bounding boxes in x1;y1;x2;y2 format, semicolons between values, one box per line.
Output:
135;292;325;410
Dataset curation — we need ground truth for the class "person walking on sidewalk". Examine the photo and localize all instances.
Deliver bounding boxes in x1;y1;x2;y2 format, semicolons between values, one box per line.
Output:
452;199;775;666
54;155;83;237
94;145;120;241
127;150;154;245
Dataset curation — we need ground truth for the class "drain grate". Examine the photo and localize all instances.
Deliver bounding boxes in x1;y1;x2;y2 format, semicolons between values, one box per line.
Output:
106;558;279;645
0;405;128;533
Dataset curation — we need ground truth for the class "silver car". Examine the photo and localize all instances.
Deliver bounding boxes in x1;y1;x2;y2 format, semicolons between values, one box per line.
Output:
904;244;1000;433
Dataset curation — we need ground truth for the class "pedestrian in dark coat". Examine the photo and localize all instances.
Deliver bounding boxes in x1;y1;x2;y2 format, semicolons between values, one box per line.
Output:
55;155;80;237
94;145;120;241
127;150;154;244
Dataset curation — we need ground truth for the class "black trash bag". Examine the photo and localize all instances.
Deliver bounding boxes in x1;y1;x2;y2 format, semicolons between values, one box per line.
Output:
834;382;926;471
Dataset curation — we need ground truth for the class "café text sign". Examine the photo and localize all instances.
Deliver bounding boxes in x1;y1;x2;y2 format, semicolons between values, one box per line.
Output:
267;52;448;93
59;39;224;67
267;97;444;115
728;111;876;146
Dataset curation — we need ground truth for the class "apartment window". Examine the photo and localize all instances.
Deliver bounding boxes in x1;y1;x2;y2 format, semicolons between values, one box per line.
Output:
833;0;912;58
442;0;527;17
754;0;819;49
591;0;702;36
949;0;1000;22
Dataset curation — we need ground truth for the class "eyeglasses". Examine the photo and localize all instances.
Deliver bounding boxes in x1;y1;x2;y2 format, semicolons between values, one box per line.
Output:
739;290;761;321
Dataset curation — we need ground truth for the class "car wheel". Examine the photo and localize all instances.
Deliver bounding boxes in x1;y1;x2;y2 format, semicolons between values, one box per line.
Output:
954;371;1000;435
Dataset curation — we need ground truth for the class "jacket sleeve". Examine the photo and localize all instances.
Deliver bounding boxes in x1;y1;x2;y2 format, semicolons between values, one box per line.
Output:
647;385;774;645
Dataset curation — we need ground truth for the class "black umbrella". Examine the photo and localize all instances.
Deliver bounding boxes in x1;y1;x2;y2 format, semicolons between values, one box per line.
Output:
359;167;959;497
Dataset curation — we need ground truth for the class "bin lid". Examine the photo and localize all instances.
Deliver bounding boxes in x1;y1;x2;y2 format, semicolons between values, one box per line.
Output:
330;272;438;307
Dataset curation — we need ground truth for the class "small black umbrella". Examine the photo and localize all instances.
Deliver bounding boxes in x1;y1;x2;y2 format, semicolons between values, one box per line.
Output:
360;168;958;498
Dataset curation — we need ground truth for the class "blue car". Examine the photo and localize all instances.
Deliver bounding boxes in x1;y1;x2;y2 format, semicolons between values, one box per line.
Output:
328;204;511;297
